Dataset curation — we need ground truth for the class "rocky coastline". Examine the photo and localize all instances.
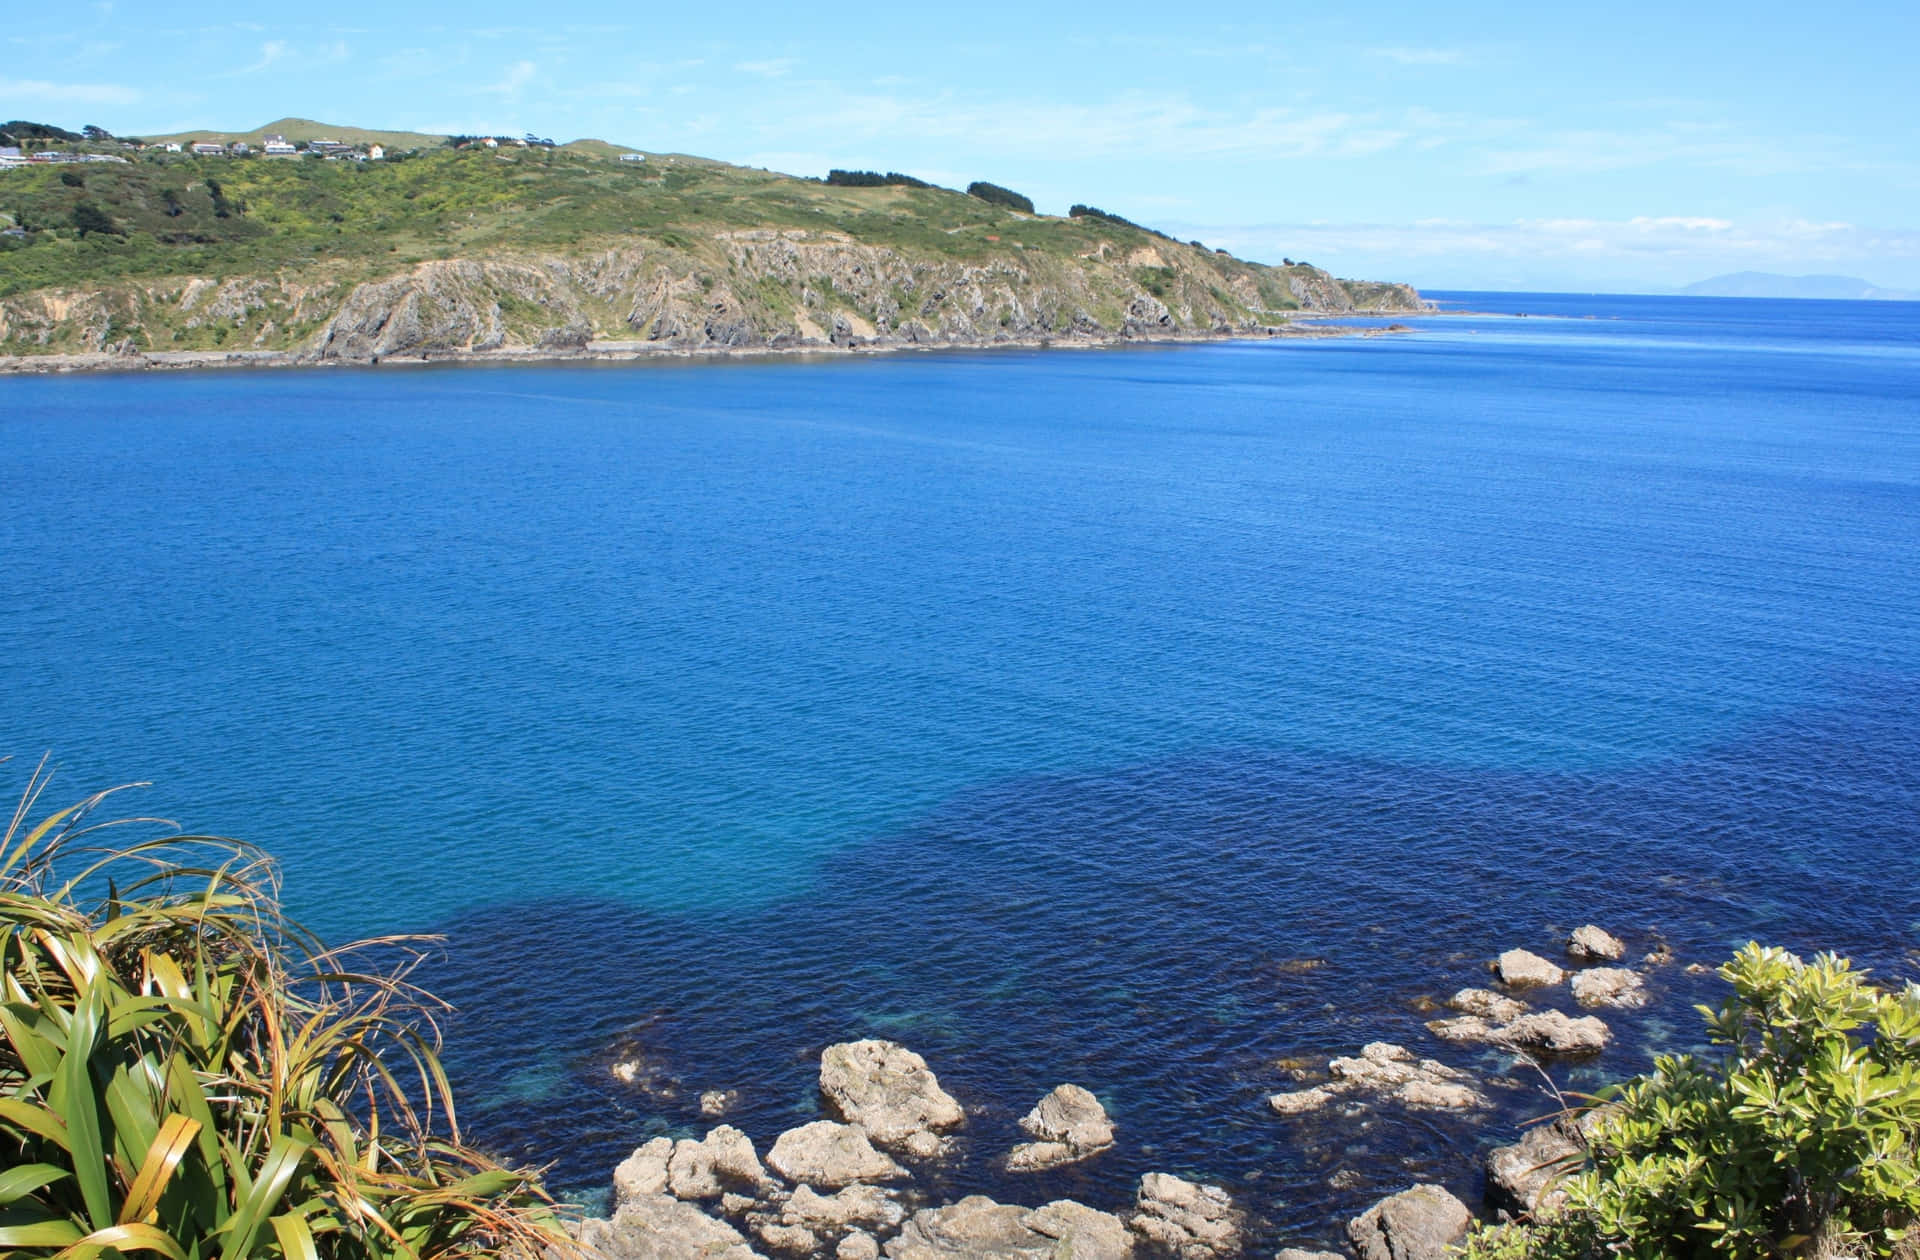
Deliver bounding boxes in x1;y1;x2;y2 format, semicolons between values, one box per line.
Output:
0;317;1416;377
563;923;1682;1260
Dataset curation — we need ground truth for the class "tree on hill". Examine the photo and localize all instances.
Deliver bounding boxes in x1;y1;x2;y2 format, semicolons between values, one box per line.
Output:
1;120;83;145
70;202;118;237
827;170;934;189
967;181;1034;213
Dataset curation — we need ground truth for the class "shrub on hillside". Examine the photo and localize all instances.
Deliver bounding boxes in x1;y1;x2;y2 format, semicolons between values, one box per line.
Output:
826;169;933;189
965;181;1034;213
0;759;573;1259
1465;943;1920;1260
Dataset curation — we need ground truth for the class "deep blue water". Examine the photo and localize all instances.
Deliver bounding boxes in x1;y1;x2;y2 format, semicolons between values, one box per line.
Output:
4;293;1918;1249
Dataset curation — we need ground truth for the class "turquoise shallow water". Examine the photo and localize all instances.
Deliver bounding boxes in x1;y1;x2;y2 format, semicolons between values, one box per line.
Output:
3;292;1918;1246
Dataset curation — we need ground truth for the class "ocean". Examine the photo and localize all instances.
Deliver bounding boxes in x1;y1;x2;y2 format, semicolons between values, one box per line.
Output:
3;292;1917;1248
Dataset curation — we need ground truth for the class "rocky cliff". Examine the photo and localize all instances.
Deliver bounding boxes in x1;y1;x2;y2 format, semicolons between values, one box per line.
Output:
0;230;1424;363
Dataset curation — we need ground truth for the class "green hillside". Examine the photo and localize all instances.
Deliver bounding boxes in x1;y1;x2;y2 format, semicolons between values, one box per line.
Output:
140;117;450;151
0;129;1421;360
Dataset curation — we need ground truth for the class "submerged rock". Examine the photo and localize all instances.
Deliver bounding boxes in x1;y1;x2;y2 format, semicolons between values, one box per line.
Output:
766;1121;905;1189
1496;949;1567;989
1008;1084;1116;1171
1566;925;1627;963
1269;1042;1490;1115
580;1192;766;1260
1346;1184;1471;1260
1570;967;1648;1010
820;1040;965;1154
1131;1172;1241;1257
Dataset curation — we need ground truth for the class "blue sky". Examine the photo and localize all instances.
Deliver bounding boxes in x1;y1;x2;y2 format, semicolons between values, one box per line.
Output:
7;0;1916;292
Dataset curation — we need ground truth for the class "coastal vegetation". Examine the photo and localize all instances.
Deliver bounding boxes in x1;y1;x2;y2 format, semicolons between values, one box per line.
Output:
1466;945;1920;1260
0;122;1422;361
0;761;570;1259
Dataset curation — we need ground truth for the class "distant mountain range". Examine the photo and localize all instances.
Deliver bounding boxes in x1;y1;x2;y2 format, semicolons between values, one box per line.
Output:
1679;272;1919;301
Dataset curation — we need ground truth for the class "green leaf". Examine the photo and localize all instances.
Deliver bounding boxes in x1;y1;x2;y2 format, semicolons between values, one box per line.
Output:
0;1162;72;1206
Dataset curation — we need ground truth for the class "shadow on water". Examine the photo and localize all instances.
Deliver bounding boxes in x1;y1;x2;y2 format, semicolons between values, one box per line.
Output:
423;678;1919;1251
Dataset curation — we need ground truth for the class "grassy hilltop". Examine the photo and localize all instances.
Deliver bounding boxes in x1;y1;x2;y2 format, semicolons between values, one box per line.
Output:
0;121;1422;360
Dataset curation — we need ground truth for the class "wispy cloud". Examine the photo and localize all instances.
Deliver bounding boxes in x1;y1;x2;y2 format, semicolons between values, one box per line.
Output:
0;75;138;105
734;58;798;78
485;59;537;98
229;39;286;76
1371;46;1465;66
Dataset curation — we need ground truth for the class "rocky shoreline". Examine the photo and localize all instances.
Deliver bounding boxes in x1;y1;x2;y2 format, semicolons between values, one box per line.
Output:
0;319;1415;378
564;923;1683;1260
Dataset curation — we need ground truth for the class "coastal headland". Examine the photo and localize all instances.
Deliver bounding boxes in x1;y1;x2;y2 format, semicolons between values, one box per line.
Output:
0;119;1426;373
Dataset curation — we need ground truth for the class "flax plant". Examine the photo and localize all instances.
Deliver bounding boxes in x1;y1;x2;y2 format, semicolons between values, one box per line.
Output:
0;758;574;1259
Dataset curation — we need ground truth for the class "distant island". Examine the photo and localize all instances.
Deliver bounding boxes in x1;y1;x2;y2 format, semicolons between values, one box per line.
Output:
1678;271;1919;301
0;117;1424;372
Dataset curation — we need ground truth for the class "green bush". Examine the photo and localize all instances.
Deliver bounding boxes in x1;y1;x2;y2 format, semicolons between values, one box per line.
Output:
1465;943;1920;1260
965;181;1033;214
0;760;574;1259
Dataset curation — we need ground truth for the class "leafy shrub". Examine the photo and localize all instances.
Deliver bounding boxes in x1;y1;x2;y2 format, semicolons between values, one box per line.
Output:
965;181;1033;213
1464;943;1920;1260
825;170;932;189
0;759;573;1259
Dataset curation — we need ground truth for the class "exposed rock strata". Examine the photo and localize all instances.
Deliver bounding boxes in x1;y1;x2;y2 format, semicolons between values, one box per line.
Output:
1007;1083;1114;1171
1346;1185;1472;1260
1130;1173;1241;1257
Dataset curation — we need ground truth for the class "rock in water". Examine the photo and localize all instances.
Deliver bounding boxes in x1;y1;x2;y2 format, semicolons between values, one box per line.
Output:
1024;1201;1134;1260
1486;1122;1583;1218
819;1040;965;1153
1130;1173;1241;1257
1268;1042;1490;1115
766;1121;905;1189
665;1126;776;1200
1008;1084;1115;1171
1346;1184;1472;1260
579;1193;767;1260
1446;987;1529;1021
1570;967;1648;1009
1566;925;1627;962
613;1137;675;1206
1275;1251;1346;1260
885;1196;1057;1259
1501;1010;1611;1054
1496;949;1567;988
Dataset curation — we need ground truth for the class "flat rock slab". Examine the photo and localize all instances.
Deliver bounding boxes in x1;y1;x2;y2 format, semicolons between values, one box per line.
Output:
1570;967;1648;1009
767;1121;905;1189
1269;1042;1489;1115
580;1193;767;1260
1496;949;1567;988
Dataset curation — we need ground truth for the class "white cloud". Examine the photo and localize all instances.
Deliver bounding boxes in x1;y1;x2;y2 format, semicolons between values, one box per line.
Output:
238;39;287;75
0;76;139;106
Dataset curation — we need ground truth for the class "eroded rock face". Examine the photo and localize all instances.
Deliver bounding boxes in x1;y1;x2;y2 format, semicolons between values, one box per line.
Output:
885;1196;1056;1259
1024;1201;1133;1260
819;1041;965;1154
1268;1042;1489;1115
1131;1173;1241;1258
1496;949;1567;989
1275;1250;1346;1260
1567;925;1627;963
613;1138;675;1207
1008;1084;1115;1171
779;1184;907;1235
766;1121;905;1189
1486;1122;1584;1218
1346;1184;1471;1260
579;1193;766;1260
666;1126;776;1200
1570;967;1648;1010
